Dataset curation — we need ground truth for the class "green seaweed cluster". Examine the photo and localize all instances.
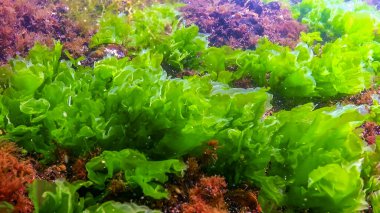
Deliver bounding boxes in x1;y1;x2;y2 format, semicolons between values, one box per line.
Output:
1;0;380;212
200;0;380;102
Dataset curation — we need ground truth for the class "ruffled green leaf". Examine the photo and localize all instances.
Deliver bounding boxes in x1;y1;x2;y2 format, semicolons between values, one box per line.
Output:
20;98;50;115
86;149;186;199
29;180;92;213
84;201;161;213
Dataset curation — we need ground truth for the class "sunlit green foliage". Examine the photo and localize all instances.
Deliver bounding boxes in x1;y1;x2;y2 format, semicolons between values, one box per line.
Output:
1;1;380;212
248;104;368;211
293;0;380;41
29;180;92;213
86;149;186;199
0;42;271;160
83;201;161;213
200;36;377;100
29;179;160;212
91;4;207;71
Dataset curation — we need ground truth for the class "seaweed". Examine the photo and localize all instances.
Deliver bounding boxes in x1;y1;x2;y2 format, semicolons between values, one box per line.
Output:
1;0;380;212
181;0;306;49
182;176;228;213
0;142;35;213
0;0;91;64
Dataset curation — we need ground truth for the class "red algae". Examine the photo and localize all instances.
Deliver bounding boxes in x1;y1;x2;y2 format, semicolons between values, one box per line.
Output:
0;0;92;64
182;176;228;213
181;0;306;49
363;121;380;145
0;142;36;213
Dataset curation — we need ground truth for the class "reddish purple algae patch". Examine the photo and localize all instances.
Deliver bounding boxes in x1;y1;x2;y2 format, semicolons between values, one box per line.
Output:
181;0;306;49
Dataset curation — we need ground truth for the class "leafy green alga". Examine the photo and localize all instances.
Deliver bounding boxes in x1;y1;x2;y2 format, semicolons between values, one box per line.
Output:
86;149;186;199
0;2;379;212
0;42;271;162
29;180;92;213
245;104;368;211
91;4;207;71
83;201;161;213
29;179;160;213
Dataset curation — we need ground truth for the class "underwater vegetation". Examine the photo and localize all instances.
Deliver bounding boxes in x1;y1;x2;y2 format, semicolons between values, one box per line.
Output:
1;0;380;212
0;142;35;213
181;0;307;49
0;0;92;63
